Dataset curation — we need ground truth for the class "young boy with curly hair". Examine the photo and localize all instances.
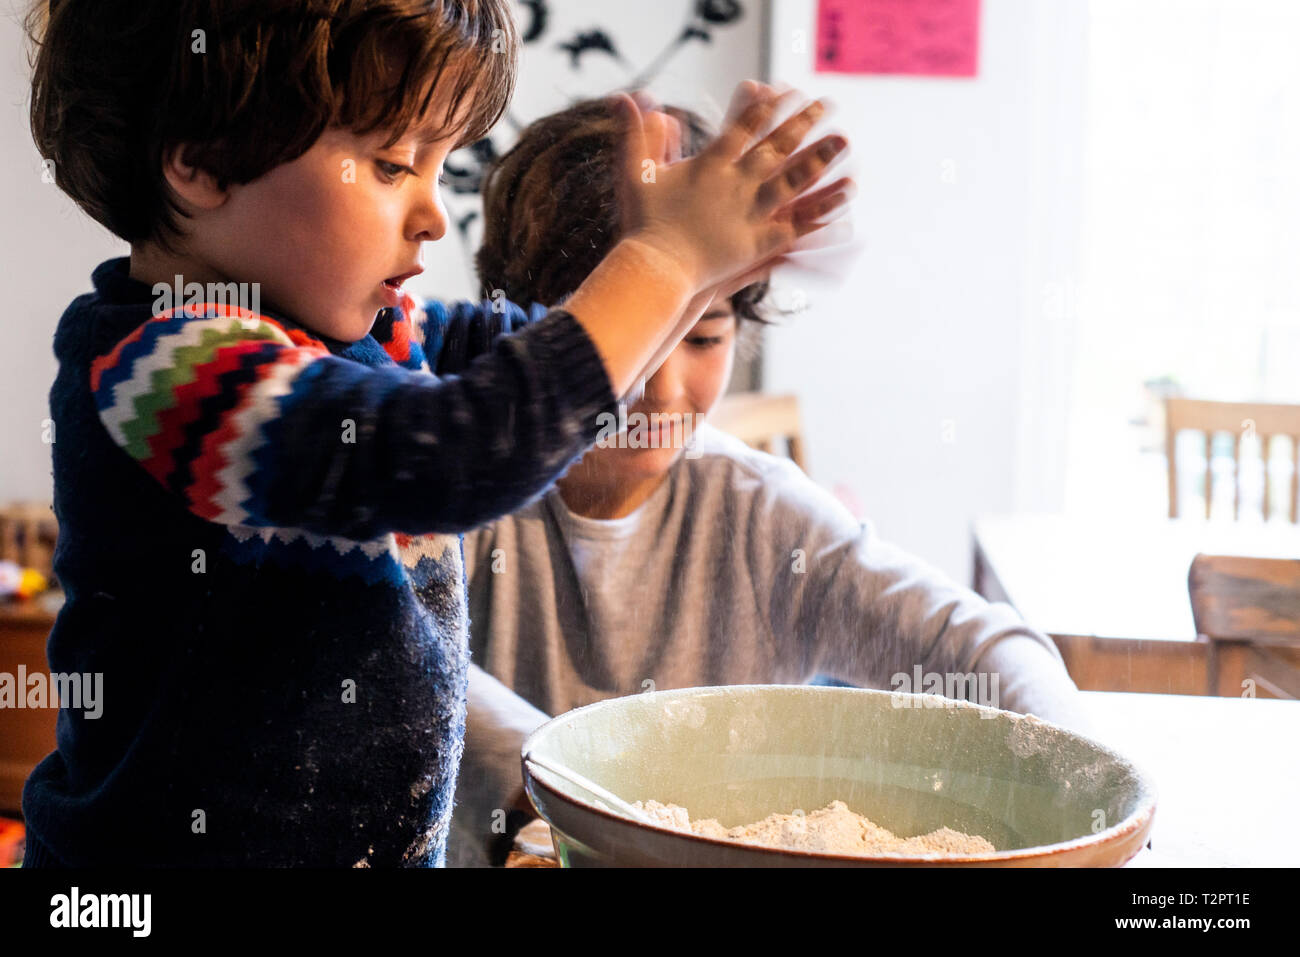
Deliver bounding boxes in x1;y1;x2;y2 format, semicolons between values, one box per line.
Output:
21;0;852;866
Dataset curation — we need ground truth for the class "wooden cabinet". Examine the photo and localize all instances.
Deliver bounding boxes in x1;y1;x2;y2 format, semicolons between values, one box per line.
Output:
0;595;60;815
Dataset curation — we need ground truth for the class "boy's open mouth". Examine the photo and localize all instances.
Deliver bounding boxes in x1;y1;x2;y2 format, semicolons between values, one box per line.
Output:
382;267;424;291
379;268;422;308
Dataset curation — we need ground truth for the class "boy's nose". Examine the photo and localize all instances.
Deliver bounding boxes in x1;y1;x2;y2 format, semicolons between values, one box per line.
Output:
411;190;449;243
415;212;447;243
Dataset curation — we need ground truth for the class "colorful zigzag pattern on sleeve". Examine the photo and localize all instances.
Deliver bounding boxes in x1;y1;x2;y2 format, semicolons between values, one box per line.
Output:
87;300;442;587
89;302;333;527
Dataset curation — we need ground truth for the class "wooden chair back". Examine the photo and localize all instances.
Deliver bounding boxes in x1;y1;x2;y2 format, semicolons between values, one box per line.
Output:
712;393;807;472
1188;553;1300;698
1165;398;1300;521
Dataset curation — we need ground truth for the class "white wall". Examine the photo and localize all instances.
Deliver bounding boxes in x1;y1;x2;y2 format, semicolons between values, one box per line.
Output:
1;0;130;502
764;0;1085;584
413;1;765;301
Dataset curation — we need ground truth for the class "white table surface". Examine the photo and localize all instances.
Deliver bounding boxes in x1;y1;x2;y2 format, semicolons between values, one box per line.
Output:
1082;690;1298;867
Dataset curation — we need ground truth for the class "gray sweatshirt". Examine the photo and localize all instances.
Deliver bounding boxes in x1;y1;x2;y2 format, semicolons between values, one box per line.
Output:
448;423;1091;866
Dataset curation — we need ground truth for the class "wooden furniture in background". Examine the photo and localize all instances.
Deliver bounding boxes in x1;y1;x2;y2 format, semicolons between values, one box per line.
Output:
0;501;58;581
972;513;1300;695
712;393;807;472
0;502;61;815
1165;398;1300;521
1189;554;1300;699
0;594;61;815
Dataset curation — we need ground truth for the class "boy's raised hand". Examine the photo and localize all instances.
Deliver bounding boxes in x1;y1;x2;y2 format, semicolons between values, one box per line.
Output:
611;81;854;297
561;82;854;399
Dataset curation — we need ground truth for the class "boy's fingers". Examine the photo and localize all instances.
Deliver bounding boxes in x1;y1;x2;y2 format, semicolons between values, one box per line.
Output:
723;80;788;128
741;98;832;178
642;110;668;165
710;87;800;162
786;176;857;234
722;80;764;127
756;177;855;257
630;90;661;113
610;93;648;185
630;90;674;164
756;132;849;213
664;111;683;164
647;110;685;167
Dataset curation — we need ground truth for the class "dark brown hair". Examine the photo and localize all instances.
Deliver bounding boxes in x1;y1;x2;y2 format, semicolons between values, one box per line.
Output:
476;98;770;324
25;0;518;255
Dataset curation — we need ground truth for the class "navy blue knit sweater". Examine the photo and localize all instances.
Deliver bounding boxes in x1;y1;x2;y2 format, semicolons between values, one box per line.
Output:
22;257;616;867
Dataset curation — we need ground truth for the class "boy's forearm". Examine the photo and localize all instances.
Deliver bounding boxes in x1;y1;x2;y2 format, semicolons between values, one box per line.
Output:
260;315;614;537
972;635;1094;735
635;287;718;392
563;237;698;398
460;665;550;863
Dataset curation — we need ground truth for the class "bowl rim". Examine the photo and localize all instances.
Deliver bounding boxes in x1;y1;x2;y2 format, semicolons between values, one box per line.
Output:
521;684;1159;865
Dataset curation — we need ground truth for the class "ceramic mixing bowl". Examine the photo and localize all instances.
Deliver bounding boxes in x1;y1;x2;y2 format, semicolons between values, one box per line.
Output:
521;685;1156;867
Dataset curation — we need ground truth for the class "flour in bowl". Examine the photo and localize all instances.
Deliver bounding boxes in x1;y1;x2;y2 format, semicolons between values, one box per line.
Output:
631;799;996;856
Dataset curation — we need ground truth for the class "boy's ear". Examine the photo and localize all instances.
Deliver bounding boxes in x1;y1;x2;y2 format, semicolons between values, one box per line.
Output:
160;144;229;212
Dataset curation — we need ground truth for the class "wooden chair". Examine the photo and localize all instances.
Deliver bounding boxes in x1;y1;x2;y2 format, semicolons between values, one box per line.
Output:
1189;554;1300;698
1165;398;1300;521
712;393;807;472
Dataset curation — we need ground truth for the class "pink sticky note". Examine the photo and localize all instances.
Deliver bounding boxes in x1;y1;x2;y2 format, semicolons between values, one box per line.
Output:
816;0;981;78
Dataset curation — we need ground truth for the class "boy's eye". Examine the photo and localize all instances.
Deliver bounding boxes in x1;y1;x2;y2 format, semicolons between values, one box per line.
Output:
686;336;726;348
376;160;418;182
376;160;449;188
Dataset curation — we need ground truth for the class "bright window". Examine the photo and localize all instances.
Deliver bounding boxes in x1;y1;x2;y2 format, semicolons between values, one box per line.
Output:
1067;0;1300;521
